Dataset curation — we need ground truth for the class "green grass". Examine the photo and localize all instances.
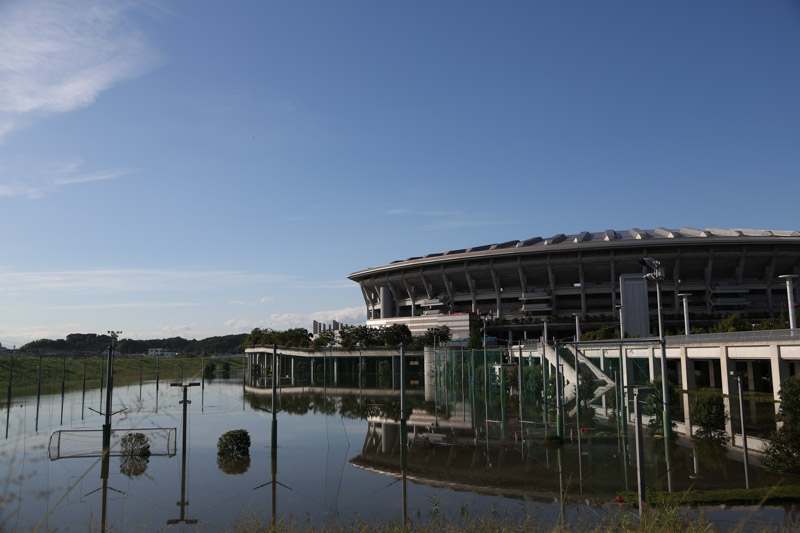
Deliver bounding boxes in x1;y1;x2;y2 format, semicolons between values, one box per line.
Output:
0;355;245;395
619;485;800;507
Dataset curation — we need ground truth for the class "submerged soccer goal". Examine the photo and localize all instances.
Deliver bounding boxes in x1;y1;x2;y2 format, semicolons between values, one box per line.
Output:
48;427;177;460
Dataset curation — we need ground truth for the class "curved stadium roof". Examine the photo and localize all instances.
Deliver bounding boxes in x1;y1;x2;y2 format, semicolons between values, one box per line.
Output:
349;227;800;279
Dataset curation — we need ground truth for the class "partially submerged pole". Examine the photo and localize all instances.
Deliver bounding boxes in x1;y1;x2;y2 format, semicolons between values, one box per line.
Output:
60;354;66;425
35;355;42;432
400;343;408;526
271;344;278;450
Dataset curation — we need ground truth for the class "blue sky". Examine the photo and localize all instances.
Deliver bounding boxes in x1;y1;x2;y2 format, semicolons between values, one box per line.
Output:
1;0;799;347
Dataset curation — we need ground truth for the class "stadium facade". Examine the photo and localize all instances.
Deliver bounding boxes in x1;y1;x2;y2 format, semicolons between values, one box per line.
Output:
348;227;800;338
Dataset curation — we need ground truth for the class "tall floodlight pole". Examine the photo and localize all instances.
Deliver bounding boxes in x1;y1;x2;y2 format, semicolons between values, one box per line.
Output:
641;258;671;440
778;274;798;330
678;293;691;335
102;331;121;451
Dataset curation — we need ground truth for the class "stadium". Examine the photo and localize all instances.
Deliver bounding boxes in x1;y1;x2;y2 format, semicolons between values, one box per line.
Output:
348;227;800;339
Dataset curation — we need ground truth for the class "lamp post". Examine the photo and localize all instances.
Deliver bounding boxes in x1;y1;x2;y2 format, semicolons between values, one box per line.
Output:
730;371;750;489
641;258;671;440
678;293;691;335
616;304;624;339
573;314;581;342
778;274;798;330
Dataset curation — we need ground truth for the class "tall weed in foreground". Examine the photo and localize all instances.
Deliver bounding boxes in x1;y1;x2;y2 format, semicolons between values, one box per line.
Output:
227;504;724;533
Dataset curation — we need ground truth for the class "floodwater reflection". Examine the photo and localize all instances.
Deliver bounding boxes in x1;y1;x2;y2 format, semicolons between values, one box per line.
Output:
0;354;799;531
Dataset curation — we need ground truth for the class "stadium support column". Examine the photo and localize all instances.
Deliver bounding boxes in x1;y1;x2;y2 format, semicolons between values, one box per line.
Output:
380;286;394;319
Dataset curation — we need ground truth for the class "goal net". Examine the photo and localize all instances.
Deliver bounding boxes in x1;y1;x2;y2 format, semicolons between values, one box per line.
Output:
48;428;177;460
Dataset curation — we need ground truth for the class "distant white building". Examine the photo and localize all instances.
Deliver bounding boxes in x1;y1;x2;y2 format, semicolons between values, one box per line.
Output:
148;348;179;358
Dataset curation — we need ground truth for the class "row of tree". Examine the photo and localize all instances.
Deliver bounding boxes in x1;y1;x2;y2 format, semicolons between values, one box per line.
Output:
243;324;453;350
21;333;248;355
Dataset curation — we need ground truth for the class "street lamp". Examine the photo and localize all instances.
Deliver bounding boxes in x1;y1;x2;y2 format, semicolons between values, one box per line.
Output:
678;293;691;335
778;274;798;330
729;371;750;489
641;257;671;440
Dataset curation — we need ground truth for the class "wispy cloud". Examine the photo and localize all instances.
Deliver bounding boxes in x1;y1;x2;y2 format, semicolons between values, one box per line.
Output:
0;268;293;293
46;302;201;311
228;296;274;306
386;208;459;216
0;0;158;134
52;168;137;186
429;219;514;229
386;208;515;230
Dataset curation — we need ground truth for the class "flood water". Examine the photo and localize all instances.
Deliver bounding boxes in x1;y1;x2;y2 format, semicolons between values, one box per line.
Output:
1;354;799;531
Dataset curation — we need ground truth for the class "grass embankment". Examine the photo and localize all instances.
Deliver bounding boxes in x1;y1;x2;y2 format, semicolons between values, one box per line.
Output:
619;485;800;507
0;355;245;396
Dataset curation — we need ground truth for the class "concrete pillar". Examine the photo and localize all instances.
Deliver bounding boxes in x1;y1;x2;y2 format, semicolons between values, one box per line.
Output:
680;347;695;437
709;360;717;388
424;346;435;402
718;346;734;441
770;345;789;421
291;357;296;386
334;358;339;385
746;361;756;392
380;286;394;319
648;347;657;382
382;423;398;454
392;355;399;390
310;357;315;385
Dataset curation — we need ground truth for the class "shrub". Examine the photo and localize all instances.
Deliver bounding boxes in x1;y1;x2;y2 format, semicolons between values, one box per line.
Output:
203;360;216;378
691;388;728;441
543;434;563;450
763;375;800;474
217;429;251;458
120;432;151;458
120;432;150;478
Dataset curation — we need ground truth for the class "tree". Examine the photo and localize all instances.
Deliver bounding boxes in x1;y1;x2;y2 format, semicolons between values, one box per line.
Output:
312;329;336;349
467;326;483;350
762;375;800;474
690;389;728;441
379;323;413;347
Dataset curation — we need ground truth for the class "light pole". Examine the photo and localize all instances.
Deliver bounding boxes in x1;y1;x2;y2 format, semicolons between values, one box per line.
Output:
641;257;671;440
778;274;798;330
678;293;691;335
730;371;750;489
616;304;624;339
573;314;581;341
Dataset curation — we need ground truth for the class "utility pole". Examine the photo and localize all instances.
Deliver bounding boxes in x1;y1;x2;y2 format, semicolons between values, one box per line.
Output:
168;381;200;526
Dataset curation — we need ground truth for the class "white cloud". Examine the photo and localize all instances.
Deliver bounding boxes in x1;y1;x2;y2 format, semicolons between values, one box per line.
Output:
223;306;366;332
0;323;82;346
0;0;158;129
259;296;273;303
